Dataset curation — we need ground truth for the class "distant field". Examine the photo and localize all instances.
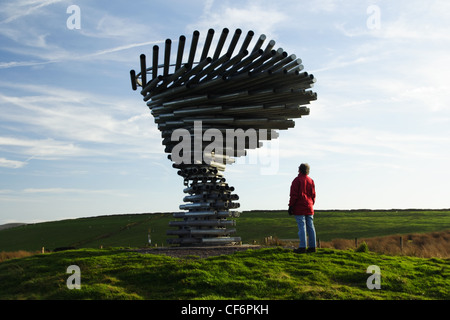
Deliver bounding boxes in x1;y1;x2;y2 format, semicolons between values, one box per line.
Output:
1;210;449;252
240;209;450;242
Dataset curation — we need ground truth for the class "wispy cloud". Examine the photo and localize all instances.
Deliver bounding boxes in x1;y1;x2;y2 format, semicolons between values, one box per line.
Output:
0;81;161;161
0;157;27;169
0;136;85;160
0;2;165;69
0;0;63;24
0;39;166;69
189;1;287;38
23;188;129;196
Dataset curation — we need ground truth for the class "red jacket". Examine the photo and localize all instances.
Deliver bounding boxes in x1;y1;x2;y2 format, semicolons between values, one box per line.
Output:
289;173;316;215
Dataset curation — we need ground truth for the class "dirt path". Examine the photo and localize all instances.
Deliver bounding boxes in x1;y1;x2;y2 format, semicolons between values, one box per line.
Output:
136;245;264;259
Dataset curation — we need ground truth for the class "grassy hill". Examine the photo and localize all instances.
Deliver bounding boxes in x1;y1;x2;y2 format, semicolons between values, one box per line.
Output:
1;210;449;252
1;210;449;301
0;247;448;300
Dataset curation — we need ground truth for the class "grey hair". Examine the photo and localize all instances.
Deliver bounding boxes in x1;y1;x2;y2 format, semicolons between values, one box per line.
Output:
299;163;310;175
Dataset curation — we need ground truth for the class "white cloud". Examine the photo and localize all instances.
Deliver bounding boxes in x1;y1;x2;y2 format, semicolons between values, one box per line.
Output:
0;157;27;169
0;82;161;161
0;0;63;24
0;136;85;159
188;1;287;39
0;39;166;69
0;2;165;69
22;188;129;197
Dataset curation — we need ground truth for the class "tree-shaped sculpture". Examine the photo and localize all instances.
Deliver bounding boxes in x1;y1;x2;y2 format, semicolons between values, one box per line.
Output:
130;28;317;246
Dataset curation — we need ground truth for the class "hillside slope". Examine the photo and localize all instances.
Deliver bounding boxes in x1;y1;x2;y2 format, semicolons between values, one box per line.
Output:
0;223;26;231
1;210;449;252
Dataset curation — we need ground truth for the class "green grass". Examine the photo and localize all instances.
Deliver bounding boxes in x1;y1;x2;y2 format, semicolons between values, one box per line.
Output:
0;213;172;251
1;210;449;251
0;247;448;300
238;210;450;242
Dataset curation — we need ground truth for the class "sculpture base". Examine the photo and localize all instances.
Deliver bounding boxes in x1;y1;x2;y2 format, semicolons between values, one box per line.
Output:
166;163;241;246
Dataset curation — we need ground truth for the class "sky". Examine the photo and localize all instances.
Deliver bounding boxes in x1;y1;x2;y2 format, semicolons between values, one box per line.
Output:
1;0;449;225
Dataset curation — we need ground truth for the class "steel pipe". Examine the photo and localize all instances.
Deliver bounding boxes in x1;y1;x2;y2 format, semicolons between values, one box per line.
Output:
141;75;162;97
130;69;137;90
140;54;147;87
222;49;263;76
226;28;242;56
169;220;236;227
175;35;186;70
163;39;171;76
156;64;189;93
213;28;229;60
187;53;231;85
251;34;266;53
200;28;215;61
172;57;211;87
179;202;212;210
172;211;217;218
204;50;248;81
152;46;159;80
201;237;241;243
263;39;276;54
250;48;286;74
166;229;236;236
187;30;200;68
239;30;254;53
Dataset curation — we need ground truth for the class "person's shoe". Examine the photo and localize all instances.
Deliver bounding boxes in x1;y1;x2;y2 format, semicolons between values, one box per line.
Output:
293;247;306;254
306;247;317;253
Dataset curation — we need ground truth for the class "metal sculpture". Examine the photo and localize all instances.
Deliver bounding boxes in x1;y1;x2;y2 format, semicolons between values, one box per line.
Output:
130;28;317;246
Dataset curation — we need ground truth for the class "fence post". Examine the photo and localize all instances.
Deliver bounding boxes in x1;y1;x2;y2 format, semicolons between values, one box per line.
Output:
399;236;403;252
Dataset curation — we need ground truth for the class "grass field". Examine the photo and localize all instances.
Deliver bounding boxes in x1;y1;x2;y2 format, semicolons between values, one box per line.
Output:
1;210;449;301
0;247;448;300
1;210;449;252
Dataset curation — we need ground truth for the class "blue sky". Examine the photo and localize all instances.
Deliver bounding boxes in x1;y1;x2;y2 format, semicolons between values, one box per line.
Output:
1;0;449;225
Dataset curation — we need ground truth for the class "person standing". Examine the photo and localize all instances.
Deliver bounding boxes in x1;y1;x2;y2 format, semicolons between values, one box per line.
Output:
288;163;317;253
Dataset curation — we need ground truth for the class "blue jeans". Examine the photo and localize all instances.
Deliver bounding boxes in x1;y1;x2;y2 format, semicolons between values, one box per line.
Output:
295;215;316;248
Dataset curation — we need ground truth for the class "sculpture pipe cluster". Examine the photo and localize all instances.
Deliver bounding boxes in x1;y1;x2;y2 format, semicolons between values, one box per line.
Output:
130;28;317;246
